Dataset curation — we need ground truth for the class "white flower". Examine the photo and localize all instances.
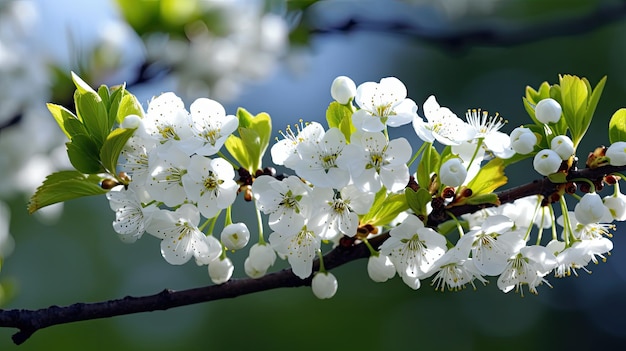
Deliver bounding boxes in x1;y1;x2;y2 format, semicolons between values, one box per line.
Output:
550;135;574;160
271;121;324;169
367;254;396;283
534;98;562;124
182;155;238;219
456;215;525;276
147;204;221;265
312;185;374;240
106;185;157;243
343;132;411;193
509;127;537;155
352;77;417;132
293;127;354;188
146;143;190;207
252;175;310;236
465;109;514;159
379;215;447;286
142;92;199;154
427;246;487;291
244;243;277;278
311;272;338;299
330;76;356;104
189;98;238;156
208;257;234;284
413;95;475;145
606;141;626;166
574;193;613;224
533;149;562;176
497;245;557;296
220;223;250;250
269;223;323;279
439;158;467;187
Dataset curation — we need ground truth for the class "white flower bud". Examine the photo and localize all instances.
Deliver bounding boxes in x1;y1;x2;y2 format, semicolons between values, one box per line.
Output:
439;158;467;187
533;149;562;176
244;243;276;278
550;135;574;160
311;272;338;299
510;127;537;154
208;257;234;284
121;114;141;129
606;142;626;166
535;98;562;124
220;223;250;250
367;254;396;282
330;76;357;104
574;193;613;224
604;193;626;221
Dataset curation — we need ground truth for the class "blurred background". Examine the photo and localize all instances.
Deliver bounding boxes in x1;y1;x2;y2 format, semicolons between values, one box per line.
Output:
2;0;626;349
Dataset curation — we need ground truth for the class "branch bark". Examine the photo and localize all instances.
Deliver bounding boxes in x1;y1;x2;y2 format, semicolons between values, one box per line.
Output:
1;162;622;344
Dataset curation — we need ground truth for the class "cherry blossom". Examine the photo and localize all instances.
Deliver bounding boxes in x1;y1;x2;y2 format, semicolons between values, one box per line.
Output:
352;77;417;132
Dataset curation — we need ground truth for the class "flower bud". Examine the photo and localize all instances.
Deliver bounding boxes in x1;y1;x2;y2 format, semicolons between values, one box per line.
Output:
603;193;626;221
330;76;357;104
208;257;234;284
244;243;276;278
311;272;338;299
510;127;537;154
535;98;562;124
533;149;562;176
220;223;250;250
367;254;396;282
550;135;574;160
439;158;467;187
121;114;142;129
574;193;613;224
606;142;626;166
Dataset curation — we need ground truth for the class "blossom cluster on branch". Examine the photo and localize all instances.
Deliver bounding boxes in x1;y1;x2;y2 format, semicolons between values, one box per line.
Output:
26;72;626;301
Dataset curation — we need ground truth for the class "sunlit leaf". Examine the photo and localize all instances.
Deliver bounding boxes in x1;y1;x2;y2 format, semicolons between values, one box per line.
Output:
28;171;107;214
609;108;626;144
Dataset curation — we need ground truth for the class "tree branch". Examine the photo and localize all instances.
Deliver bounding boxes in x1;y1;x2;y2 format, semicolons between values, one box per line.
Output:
1;162;622;345
311;2;626;50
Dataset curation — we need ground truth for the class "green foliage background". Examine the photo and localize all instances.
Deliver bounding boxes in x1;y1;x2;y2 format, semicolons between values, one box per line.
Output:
3;1;626;349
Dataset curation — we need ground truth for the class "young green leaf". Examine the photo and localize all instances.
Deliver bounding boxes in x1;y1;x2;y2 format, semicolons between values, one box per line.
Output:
326;101;355;142
71;71;98;95
99;128;137;176
46;103;80;139
405;187;432;219
465;158;507;197
416;143;439;191
609;108;626;144
28;170;108;214
116;90;144;124
360;189;409;227
66;135;105;174
74;90;108;148
225;108;272;172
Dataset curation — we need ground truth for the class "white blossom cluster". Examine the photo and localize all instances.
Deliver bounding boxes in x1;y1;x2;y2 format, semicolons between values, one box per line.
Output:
108;93;243;284
108;75;626;299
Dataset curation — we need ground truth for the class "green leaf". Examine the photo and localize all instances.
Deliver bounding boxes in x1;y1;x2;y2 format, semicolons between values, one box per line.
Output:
584;76;607;138
609;108;626;144
66;135;104;174
360;189;409;227
116;89;144;124
405;187;432;219
465;193;500;206
28;170;107;214
71;71;98;95
416;143;439;191
100;128;136;175
548;172;567;183
75;90;108;148
465;158;507;197
559;75;589;147
46;103;80;139
326;101;355;142
97;84;111;107
225;108;272;172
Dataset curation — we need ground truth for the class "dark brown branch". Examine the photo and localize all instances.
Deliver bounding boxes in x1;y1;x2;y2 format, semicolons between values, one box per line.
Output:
1;163;623;345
